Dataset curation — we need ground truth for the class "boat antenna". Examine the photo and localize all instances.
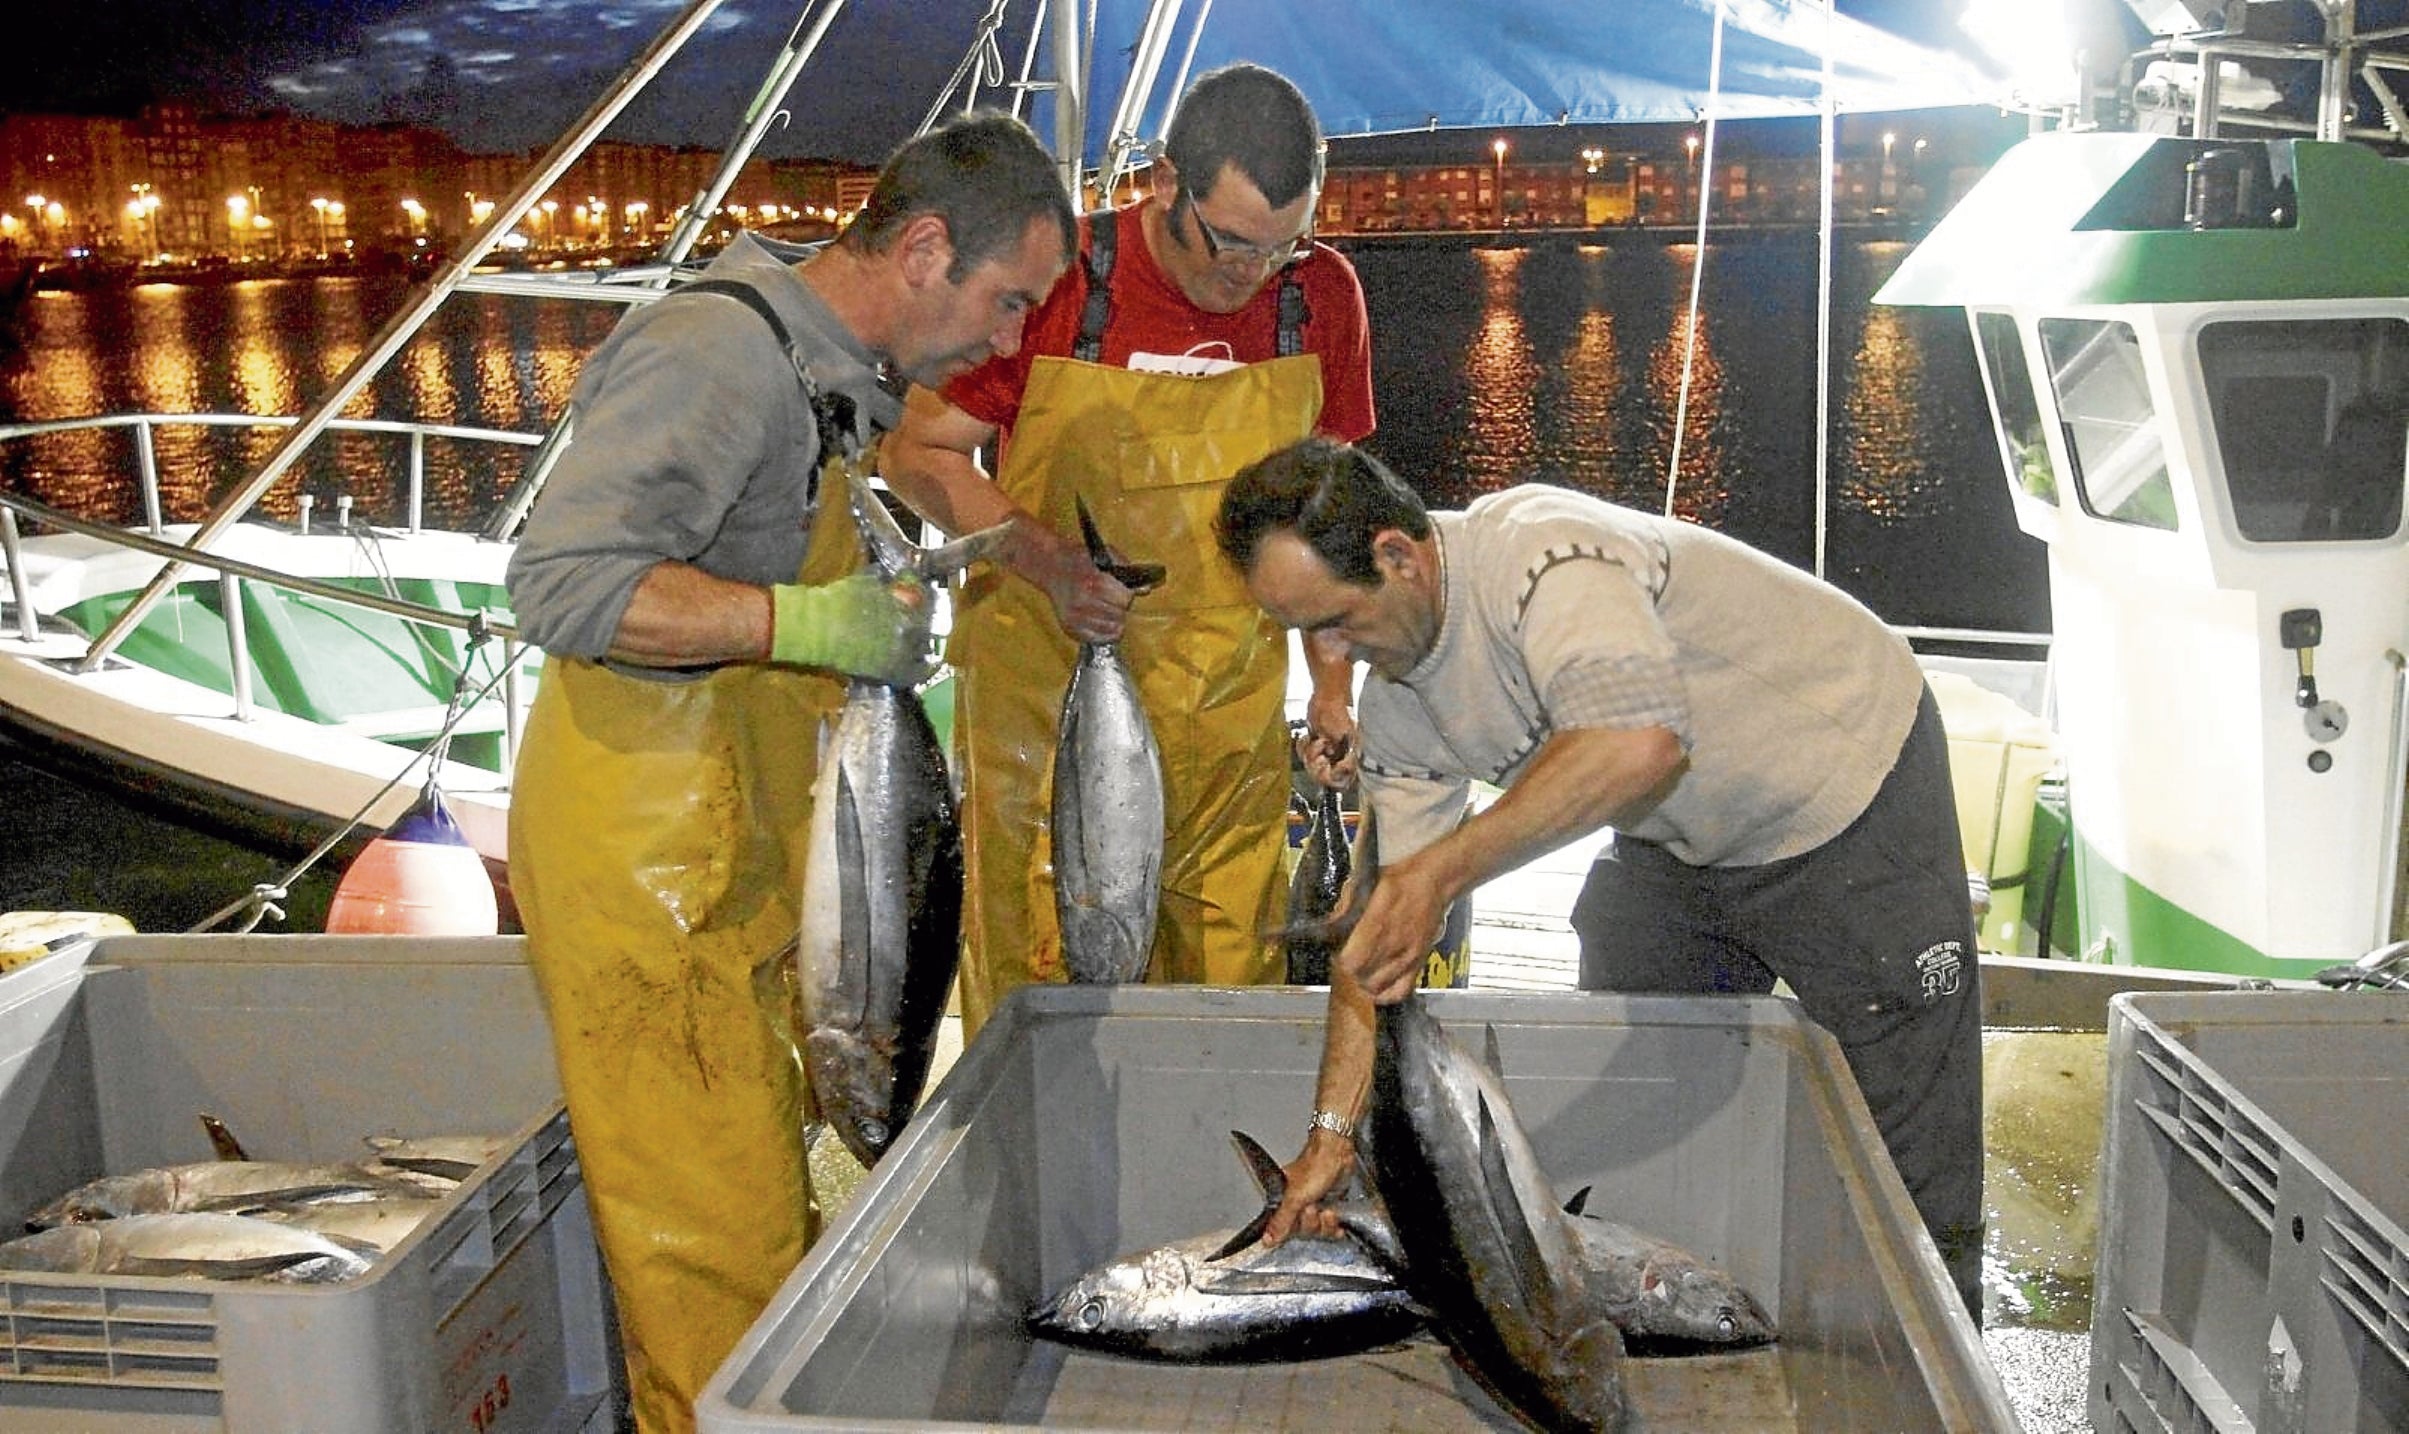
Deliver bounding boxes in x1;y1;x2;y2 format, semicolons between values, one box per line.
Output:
1664;2;1727;522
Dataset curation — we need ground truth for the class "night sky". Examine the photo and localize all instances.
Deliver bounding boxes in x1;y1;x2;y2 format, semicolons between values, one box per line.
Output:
17;2;2144;162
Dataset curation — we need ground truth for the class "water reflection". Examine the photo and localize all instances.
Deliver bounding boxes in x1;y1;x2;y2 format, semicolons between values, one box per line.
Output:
1;242;2047;629
1459;249;1538;493
0;276;617;532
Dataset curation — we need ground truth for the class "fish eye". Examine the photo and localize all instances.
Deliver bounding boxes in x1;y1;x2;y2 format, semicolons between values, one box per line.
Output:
1716;1310;1738;1337
1076;1299;1107;1331
861;1119;889;1145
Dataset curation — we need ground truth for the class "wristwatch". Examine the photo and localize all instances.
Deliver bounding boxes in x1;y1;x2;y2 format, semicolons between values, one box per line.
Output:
1308;1108;1357;1141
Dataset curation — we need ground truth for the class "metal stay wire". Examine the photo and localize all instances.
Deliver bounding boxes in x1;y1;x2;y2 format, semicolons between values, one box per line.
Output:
185;648;517;935
1664;2;1726;520
1815;0;1837;580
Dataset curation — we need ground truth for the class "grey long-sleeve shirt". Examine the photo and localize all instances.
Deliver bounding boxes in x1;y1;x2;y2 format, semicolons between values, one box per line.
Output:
507;233;902;667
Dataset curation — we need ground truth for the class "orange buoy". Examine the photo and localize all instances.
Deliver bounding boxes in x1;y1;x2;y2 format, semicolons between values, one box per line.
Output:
326;784;500;935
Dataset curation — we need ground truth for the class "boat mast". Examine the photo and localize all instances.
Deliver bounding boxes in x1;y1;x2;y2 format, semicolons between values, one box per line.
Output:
75;0;741;676
484;0;860;542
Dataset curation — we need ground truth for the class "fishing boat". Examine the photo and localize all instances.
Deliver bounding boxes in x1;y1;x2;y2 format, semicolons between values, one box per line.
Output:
1876;2;2409;981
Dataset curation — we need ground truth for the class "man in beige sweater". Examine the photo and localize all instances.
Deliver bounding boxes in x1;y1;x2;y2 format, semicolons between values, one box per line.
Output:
1215;436;1984;1318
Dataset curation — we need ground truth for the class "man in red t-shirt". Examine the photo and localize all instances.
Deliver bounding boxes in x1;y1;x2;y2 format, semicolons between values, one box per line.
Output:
883;63;1375;1033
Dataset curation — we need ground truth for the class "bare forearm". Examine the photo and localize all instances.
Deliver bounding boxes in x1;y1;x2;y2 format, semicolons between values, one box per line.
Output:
603;562;772;667
1413;725;1682;910
1313;972;1377;1123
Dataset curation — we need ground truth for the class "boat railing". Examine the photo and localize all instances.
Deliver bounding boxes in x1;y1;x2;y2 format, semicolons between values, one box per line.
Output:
0;410;546;540
0;484;529;783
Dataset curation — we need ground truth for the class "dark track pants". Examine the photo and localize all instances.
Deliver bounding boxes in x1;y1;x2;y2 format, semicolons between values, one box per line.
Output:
1570;688;1985;1319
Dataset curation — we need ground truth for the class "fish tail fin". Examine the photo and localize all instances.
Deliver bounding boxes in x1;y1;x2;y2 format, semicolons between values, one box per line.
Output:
1204;1129;1289;1262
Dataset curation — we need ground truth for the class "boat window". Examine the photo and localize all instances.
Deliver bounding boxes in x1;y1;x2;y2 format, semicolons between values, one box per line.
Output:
2198;318;2409;543
1973;312;2058;506
2038;318;2179;530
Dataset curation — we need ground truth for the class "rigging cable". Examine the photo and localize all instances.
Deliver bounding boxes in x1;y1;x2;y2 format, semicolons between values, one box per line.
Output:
1664;1;1726;519
1815;0;1837;579
918;0;1013;135
185;651;518;935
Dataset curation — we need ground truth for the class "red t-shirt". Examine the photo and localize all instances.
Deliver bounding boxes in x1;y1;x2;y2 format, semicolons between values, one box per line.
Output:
942;196;1376;445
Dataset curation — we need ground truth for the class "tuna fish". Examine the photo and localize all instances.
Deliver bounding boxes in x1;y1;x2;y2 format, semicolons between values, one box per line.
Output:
361;1132;509;1182
1220;1129;1771;1352
1282;777;1352;985
1371;994;1631;1432
1027;1138;1425;1363
796;472;1006;1168
28;1161;438;1227
1052;497;1167;984
251;1196;443;1254
0;1212;376;1283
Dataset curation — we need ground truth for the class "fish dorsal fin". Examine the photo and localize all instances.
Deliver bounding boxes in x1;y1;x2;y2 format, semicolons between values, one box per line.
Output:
1476;1090;1556;1325
1564;1185;1592;1218
200;1113;249;1163
1481;1024;1506;1078
1205;1130;1288;1262
1075;495;1165;593
844;469;1008;583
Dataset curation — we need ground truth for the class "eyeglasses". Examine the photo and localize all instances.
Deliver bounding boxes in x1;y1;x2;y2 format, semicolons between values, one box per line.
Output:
1175;187;1313;267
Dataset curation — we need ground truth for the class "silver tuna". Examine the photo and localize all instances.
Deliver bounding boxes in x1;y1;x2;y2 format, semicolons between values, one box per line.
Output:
252;1196;444;1254
1222;1128;1771;1352
1371;994;1631;1432
1282;779;1352;984
0;1212;375;1283
28;1161;439;1227
797;473;1006;1167
1028;1217;1422;1362
1051;497;1166;984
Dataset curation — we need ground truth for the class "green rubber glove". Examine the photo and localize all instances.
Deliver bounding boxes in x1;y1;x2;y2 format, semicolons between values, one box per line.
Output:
768;573;939;686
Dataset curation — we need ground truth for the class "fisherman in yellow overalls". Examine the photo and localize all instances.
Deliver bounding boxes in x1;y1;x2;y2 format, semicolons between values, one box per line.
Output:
883;64;1392;1035
503;118;1072;1433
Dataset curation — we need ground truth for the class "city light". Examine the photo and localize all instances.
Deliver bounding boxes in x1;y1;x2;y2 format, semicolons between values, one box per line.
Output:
309;196;343;257
127;183;162;261
1491;137;1508;228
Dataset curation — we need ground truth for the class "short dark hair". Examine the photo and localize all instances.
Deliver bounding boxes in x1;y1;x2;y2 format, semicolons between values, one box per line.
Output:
843;112;1075;281
1163;64;1325;208
1216;437;1431;586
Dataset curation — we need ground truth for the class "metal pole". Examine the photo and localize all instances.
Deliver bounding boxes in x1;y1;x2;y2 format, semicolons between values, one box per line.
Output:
1050;0;1087;197
222;572;254;721
2;510;37;643
135;421;163;535
2319;1;2356;142
76;0;736;676
494;0;847;542
408;430;426;534
660;0;855;265
2380;650;2408;946
503;638;527;779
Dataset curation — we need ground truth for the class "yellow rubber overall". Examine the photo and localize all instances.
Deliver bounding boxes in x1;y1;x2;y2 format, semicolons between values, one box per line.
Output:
951;353;1323;1035
509;498;862;1432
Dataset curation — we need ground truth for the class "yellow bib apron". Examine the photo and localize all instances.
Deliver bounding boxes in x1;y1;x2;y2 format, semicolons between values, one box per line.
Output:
951;352;1322;1034
509;490;861;1433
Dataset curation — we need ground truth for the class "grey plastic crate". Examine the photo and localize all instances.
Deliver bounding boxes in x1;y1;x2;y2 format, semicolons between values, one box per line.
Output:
0;933;622;1433
2090;991;2409;1434
700;985;2013;1432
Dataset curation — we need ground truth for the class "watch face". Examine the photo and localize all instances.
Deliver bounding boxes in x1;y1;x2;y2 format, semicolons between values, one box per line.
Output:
2305;700;2348;743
